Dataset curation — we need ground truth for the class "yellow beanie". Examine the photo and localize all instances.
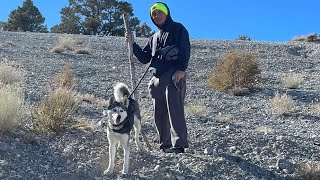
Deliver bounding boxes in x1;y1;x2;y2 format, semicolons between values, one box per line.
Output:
150;3;168;15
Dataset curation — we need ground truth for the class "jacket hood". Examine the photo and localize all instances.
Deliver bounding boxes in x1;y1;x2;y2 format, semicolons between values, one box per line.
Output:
150;2;173;29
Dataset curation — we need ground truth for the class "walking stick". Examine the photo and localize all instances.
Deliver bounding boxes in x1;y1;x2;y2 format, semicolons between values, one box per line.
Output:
122;13;153;151
122;13;137;99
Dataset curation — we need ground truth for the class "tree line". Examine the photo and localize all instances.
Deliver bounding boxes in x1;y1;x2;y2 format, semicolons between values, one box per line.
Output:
0;0;153;37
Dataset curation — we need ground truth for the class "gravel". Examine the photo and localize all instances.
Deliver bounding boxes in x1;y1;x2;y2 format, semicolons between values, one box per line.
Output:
0;31;319;179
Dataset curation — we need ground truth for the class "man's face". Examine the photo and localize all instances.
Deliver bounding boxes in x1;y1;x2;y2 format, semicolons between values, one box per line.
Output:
151;10;167;26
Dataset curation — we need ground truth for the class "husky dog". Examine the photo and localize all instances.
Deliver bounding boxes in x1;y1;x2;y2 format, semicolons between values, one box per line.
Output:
103;82;142;175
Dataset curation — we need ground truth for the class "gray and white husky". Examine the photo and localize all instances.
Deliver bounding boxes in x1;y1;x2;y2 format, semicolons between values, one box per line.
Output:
103;82;142;175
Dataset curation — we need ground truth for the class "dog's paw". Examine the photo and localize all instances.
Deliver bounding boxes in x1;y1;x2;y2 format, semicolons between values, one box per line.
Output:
103;169;113;175
121;170;128;175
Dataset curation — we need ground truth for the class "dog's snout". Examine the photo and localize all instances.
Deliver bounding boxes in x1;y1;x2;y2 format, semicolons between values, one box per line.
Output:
116;115;121;123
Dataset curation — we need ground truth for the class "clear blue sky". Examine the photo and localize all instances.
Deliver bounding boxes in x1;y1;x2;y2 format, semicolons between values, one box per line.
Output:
0;0;319;42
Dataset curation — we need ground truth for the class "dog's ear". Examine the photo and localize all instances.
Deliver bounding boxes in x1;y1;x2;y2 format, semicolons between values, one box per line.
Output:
108;96;115;105
123;95;129;107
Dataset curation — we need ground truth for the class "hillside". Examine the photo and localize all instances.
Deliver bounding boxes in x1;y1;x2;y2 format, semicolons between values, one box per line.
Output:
0;31;319;179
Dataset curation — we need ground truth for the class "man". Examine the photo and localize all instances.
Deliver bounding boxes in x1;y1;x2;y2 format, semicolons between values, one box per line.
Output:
126;2;190;153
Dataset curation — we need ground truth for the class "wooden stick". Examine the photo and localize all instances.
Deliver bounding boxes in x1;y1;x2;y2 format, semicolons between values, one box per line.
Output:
122;13;137;100
122;13;153;151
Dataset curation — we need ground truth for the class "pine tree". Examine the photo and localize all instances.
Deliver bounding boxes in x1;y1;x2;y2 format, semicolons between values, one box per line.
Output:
4;0;48;32
51;0;141;36
135;22;153;37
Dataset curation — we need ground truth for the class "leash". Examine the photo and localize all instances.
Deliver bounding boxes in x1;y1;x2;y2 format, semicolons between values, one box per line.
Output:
128;60;153;99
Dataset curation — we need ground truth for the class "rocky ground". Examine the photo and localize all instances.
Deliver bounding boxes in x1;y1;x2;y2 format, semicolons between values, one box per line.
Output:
0;31;319;180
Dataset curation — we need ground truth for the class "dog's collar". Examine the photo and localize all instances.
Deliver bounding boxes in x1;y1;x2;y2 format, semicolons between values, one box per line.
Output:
110;116;134;134
109;119;126;129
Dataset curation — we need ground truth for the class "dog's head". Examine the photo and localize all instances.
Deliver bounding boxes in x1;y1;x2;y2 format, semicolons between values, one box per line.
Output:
103;96;128;126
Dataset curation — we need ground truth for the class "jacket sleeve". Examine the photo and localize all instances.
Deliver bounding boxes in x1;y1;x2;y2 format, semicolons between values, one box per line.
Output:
132;38;153;64
176;24;191;71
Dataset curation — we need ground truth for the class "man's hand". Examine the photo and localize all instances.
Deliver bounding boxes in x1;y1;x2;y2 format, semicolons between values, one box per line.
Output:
173;70;185;83
125;32;134;44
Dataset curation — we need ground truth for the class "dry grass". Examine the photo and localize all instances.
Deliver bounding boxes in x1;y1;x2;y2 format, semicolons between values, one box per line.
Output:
31;87;79;133
208;51;260;93
75;48;89;54
0;40;15;47
51;36;85;53
0;83;25;133
313;101;320;115
51;46;64;53
296;161;320;180
269;92;295;116
52;64;76;90
215;113;232;123
255;126;273;135
70;117;96;132
0;60;23;85
32;64;79;133
185;100;209;117
282;73;303;89
78;93;96;104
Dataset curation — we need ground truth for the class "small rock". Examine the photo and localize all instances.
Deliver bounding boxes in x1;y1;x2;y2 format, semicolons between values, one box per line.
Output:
0;143;10;152
176;175;185;180
154;165;160;171
276;158;295;174
229;146;237;152
204;147;214;155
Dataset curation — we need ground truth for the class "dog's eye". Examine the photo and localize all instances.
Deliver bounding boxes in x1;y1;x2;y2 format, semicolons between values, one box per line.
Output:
113;109;117;112
120;110;124;112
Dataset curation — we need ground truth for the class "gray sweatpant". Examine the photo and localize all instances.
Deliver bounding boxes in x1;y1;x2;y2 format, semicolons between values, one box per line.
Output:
148;69;189;149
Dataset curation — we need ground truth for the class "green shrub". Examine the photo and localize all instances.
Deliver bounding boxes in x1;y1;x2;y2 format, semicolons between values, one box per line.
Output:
0;83;25;133
235;35;252;41
208;51;260;93
306;33;319;42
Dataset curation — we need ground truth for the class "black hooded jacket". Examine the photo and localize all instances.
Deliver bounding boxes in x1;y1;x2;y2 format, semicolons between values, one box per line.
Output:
132;2;190;77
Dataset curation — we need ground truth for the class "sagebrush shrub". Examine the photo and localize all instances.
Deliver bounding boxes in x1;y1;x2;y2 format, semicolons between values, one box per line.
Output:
0;83;24;133
51;36;85;53
208;51;260;93
32;65;79;133
296;162;320;180
185;100;208;117
75;48;89;54
53;64;75;90
282;73;303;89
0;61;23;85
269;92;295;116
32;87;79;133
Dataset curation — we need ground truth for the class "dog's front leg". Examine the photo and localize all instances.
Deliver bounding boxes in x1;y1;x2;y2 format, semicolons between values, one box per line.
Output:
120;136;130;174
133;117;143;151
104;141;116;175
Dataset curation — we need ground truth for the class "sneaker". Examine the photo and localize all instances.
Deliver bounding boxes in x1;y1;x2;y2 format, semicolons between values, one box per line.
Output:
162;147;185;154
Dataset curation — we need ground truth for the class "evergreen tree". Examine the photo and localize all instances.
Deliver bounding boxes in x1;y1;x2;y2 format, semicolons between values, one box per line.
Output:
51;7;82;34
4;0;48;32
0;21;6;31
135;22;153;37
51;0;141;36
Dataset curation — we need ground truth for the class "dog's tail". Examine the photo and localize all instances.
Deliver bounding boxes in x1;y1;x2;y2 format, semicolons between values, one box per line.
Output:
113;82;130;102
